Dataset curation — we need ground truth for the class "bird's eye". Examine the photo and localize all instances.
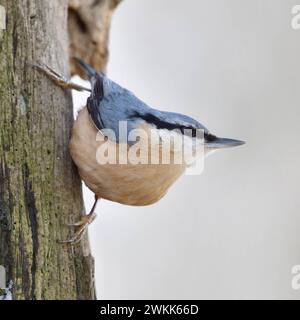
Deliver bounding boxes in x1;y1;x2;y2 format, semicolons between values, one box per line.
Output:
205;133;217;142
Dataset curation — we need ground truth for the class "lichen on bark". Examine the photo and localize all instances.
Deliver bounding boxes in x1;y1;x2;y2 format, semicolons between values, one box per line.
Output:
0;0;121;300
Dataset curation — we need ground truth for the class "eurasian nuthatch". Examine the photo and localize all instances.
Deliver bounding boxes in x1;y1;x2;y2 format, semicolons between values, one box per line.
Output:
34;59;244;243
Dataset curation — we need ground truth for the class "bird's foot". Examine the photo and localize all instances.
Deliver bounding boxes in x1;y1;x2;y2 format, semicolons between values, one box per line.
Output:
59;212;97;245
30;62;91;92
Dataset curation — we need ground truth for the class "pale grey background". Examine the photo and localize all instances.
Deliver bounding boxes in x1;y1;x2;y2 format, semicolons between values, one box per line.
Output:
72;0;300;299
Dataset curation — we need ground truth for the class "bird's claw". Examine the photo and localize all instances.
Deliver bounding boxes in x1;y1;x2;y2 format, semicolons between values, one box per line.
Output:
30;61;91;92
58;226;87;245
59;212;97;245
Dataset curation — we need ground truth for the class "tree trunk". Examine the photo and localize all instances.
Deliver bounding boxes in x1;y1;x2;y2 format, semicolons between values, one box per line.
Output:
0;0;121;300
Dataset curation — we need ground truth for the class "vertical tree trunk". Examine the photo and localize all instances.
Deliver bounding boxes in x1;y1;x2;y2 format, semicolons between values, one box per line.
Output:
0;0;121;300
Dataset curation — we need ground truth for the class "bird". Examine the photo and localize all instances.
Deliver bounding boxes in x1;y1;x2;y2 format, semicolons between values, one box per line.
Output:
33;59;244;243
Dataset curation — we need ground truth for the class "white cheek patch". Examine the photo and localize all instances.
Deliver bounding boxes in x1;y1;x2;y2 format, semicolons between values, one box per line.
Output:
157;128;183;151
156;128;205;166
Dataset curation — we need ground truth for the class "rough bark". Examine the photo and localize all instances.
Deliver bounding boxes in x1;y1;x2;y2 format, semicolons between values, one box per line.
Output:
0;0;121;300
68;0;122;77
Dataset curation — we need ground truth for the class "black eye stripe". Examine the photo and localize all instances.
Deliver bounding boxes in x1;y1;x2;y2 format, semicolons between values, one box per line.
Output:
134;112;203;136
204;133;217;142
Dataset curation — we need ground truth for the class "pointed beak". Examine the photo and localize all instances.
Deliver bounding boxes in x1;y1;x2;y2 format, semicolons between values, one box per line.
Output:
206;137;245;149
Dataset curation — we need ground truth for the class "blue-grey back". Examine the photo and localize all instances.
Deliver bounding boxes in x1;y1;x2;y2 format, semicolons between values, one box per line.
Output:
87;74;209;143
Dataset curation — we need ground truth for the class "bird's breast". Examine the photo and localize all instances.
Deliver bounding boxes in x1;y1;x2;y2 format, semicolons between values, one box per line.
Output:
69;107;186;206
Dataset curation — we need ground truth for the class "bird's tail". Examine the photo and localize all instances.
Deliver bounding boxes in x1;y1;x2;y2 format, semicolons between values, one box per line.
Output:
73;57;97;78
